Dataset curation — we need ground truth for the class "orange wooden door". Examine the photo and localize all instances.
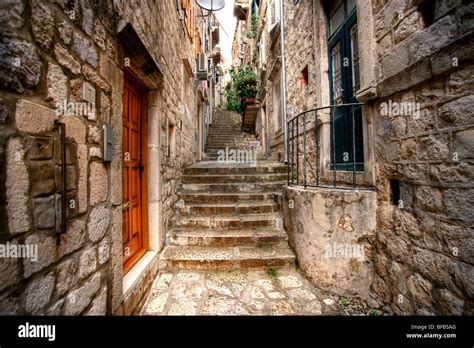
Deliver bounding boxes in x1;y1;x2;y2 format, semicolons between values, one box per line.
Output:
122;76;147;273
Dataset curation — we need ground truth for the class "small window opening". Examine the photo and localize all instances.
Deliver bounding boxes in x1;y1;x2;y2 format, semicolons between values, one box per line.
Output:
299;65;309;90
168;123;176;157
418;0;436;27
390;179;401;206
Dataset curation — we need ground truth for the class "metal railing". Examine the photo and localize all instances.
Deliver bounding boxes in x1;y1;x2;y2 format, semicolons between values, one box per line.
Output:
287;102;373;190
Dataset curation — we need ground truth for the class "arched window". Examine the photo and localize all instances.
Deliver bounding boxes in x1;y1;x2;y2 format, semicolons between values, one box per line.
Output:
326;0;363;171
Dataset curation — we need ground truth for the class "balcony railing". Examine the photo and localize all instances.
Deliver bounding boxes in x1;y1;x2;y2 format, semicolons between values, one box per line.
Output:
287;103;374;190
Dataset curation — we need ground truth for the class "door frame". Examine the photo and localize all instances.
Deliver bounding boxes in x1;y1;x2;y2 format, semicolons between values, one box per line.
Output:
123;70;149;274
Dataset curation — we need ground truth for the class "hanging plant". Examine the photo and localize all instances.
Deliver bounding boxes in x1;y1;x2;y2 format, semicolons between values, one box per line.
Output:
244;13;258;39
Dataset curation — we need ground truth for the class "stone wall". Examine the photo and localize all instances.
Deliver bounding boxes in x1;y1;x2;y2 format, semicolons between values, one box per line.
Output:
250;0;473;314
281;186;377;298
0;0;199;315
369;0;474;315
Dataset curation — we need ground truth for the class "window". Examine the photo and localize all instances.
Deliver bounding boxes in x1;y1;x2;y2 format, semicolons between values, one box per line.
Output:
181;0;194;42
299;65;308;90
418;0;435;27
267;0;280;33
272;74;282;131
168;123;176;157
327;0;363;171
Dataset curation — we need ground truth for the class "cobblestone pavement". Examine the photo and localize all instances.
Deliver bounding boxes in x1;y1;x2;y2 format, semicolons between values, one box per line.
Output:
141;267;378;316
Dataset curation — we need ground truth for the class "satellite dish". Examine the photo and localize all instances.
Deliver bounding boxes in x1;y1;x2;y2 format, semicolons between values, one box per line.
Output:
196;0;225;11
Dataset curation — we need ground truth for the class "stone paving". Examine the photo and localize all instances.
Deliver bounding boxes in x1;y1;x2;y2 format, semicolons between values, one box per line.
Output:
141;266;377;316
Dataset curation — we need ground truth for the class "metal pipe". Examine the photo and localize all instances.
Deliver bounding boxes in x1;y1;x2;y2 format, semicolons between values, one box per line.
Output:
352;105;356;189
279;0;289;163
54;120;67;236
303;112;307;188
296;116;299;185
331;106;336;187
291;119;294;184
315;110;320;186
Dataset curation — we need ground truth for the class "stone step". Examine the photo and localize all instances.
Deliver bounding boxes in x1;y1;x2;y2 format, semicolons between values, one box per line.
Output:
159;244;295;270
178;191;281;203
171;213;283;229
166;228;287;246
181;181;286;193
176;200;279;215
182;173;287;184
184;162;287;175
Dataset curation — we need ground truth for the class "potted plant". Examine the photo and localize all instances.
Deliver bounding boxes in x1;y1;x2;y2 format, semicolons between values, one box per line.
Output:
233;65;258;103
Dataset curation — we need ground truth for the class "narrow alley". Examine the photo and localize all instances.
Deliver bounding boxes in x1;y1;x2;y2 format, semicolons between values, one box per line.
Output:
0;0;472;327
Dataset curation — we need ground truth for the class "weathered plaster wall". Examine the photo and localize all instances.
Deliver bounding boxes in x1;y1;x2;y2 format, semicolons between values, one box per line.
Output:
281;186;377;298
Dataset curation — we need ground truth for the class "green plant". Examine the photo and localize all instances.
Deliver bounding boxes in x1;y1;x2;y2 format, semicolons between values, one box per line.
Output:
245;13;258;39
232;65;258;100
225;81;239;111
266;268;279;279
339;296;349;307
369;310;381;316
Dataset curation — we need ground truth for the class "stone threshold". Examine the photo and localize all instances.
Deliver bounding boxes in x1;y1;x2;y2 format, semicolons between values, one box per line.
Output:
122;250;159;315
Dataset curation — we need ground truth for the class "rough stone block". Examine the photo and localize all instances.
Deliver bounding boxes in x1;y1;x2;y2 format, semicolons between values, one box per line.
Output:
78;246;98;279
98;237;110;264
23;232;56;278
438;95;474;128
54;44;81;75
77;144;88;213
15;100;56;135
89;162;108;206
30;160;55;197
27;137;53;160
58;20;72;44
57;219;86;258
73;32;98;67
55;258;77;297
47;63;68;108
0;257;18;292
33;195;55;229
0;36;42;93
24;273;55;314
84;287;107;315
88;205;110;242
6;137;30;234
58;116;86;144
31;0;54;50
64;272;101;315
0;0;24;31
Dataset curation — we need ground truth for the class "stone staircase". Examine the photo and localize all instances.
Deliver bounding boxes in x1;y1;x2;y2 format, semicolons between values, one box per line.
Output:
159;110;295;270
202;110;259;161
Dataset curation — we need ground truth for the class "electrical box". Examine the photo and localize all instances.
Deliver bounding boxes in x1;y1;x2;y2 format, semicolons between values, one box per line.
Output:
103;125;113;162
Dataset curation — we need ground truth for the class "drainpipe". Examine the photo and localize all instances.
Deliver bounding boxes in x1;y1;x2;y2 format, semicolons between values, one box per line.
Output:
279;0;288;163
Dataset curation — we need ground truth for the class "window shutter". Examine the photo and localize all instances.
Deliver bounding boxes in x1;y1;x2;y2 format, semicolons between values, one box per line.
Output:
267;0;280;32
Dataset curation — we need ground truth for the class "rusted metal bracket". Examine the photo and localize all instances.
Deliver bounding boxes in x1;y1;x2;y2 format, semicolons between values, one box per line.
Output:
54;120;67;239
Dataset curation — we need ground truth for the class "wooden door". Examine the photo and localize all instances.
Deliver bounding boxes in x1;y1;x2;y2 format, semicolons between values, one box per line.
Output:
122;74;148;273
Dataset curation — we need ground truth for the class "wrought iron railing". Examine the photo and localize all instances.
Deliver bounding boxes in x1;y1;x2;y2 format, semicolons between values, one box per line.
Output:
287;102;374;190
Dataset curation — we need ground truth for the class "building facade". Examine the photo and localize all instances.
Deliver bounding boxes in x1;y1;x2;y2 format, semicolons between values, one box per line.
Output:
233;0;473;314
0;0;220;315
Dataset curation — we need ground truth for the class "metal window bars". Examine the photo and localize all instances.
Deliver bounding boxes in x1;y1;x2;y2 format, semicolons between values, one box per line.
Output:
287;102;373;190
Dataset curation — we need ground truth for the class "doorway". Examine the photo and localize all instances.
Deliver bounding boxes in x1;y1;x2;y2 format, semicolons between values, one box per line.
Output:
122;72;148;273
